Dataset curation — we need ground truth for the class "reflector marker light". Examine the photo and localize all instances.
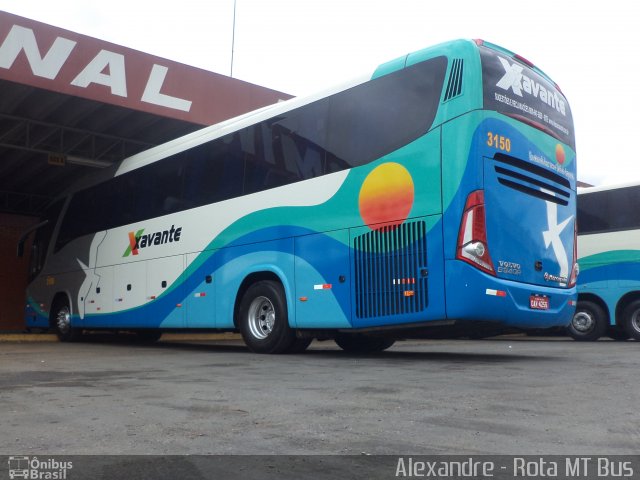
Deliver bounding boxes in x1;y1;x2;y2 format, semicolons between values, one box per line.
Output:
193;292;206;298
313;284;332;290
404;291;415;297
393;278;416;285
486;289;507;297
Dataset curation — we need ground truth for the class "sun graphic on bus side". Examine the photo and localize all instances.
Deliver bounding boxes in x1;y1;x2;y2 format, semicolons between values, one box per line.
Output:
358;162;415;231
555;144;565;164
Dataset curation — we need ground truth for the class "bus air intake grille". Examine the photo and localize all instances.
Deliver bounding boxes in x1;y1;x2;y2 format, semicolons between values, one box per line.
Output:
492;153;572;206
444;58;464;101
354;221;428;319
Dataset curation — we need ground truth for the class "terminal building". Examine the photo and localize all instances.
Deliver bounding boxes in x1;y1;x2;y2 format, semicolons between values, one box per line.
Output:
0;11;291;331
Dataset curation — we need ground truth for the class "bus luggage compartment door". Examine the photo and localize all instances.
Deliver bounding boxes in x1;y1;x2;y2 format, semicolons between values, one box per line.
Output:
350;219;438;328
294;230;352;329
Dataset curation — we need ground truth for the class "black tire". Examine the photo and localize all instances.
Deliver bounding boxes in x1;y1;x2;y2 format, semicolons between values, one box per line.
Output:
287;337;313;354
607;326;630;341
567;300;607;341
133;330;163;343
238;280;296;354
621;300;640;340
334;333;395;353
52;297;83;342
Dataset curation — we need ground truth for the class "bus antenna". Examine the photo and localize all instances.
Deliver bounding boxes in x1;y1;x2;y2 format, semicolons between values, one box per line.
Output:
230;0;237;78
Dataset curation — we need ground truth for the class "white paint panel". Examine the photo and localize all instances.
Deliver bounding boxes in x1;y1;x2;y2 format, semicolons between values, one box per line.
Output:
578;230;640;259
94;169;349;269
113;261;147;312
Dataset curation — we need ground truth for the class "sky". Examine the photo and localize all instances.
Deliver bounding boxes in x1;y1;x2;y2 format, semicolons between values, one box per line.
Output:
1;0;637;187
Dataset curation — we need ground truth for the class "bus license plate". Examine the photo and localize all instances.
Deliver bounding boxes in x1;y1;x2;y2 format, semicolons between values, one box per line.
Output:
530;295;549;310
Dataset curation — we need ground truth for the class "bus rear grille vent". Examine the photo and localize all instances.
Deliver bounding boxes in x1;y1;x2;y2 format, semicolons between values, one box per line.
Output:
444;58;464;101
493;153;571;206
354;220;428;319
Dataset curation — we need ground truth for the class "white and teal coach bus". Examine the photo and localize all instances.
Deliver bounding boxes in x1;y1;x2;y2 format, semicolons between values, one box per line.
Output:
568;182;640;341
19;39;578;353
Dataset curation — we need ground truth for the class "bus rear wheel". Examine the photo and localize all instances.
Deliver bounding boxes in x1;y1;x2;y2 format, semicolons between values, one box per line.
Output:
568;301;607;341
621;300;640;341
238;280;296;354
52;298;83;342
334;333;395;353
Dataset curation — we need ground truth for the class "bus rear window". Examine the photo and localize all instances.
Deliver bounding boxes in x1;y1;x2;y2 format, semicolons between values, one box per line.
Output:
479;45;575;150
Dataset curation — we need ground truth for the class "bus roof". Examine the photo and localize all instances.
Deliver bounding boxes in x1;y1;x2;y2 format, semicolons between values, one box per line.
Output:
578;180;640;195
58;38;486;197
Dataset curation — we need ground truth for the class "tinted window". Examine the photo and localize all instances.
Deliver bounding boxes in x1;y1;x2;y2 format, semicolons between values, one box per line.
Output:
56;56;448;247
578;186;640;234
480;45;575;150
270;99;329;183
327;56;447;167
183;138;243;206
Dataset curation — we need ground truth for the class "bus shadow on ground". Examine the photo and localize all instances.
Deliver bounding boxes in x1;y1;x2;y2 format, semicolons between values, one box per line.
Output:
141;338;564;364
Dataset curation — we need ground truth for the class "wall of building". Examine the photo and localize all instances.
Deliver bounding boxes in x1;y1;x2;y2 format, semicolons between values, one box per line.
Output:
0;213;36;330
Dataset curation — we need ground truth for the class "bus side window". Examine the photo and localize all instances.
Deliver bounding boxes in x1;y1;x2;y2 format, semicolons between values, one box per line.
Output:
183;135;244;205
270;100;328;184
244;124;296;194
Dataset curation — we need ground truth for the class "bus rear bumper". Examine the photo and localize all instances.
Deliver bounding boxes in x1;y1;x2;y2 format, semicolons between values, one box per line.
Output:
445;261;577;329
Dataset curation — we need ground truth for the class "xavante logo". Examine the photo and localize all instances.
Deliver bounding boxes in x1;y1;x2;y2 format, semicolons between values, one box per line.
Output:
495;57;566;116
123;225;182;257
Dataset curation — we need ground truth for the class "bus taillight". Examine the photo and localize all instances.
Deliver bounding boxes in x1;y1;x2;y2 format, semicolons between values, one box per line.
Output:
514;53;535;69
568;222;578;288
456;190;495;275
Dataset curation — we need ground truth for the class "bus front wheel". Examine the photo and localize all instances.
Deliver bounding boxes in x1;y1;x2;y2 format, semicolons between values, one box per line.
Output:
568;301;607;341
238;281;296;354
334;333;395;353
621;300;640;341
52;298;83;342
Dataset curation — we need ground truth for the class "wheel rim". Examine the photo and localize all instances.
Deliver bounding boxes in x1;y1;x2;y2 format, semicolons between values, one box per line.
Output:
247;296;275;340
572;311;594;333
56;306;71;334
631;310;640;333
